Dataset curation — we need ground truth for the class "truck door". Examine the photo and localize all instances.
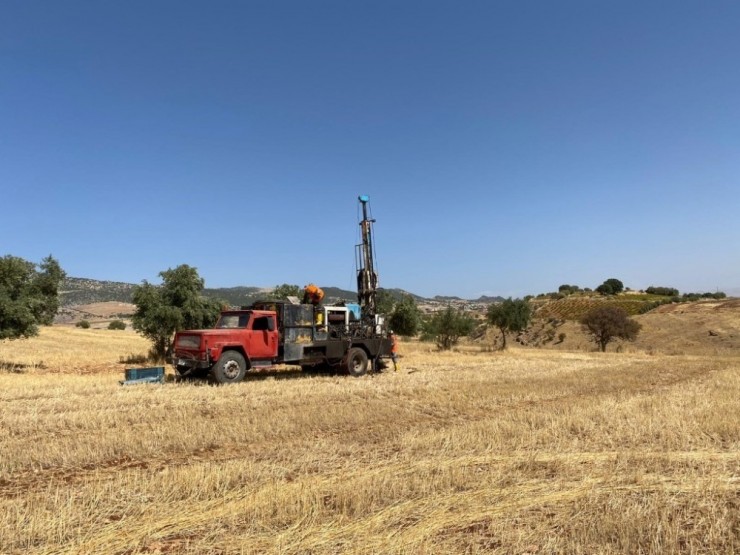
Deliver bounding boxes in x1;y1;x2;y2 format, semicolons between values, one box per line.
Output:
250;315;278;359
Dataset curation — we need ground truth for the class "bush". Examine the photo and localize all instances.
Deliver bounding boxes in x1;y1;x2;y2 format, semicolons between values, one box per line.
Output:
108;320;126;330
640;291;728;315
639;300;664;314
699;291;726;299
76;320;91;329
558;284;581;295
645;286;679;296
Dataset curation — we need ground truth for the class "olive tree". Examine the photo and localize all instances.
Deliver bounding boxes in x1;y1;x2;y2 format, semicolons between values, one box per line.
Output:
580;305;641;352
375;288;396;316
486;297;532;349
132;265;223;360
596;278;624;296
0;255;66;340
421;305;475;350
268;283;301;300
388;294;422;337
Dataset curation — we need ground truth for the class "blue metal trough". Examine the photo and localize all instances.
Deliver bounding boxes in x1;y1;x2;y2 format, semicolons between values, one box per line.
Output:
120;366;165;385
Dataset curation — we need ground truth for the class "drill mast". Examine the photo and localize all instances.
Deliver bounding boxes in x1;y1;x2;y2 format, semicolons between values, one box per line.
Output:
356;195;379;316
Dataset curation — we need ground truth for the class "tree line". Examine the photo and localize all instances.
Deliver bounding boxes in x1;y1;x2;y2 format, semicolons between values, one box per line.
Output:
4;258;727;356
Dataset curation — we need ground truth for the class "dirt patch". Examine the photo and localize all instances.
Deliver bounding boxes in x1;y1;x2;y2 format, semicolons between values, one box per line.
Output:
55;302;135;328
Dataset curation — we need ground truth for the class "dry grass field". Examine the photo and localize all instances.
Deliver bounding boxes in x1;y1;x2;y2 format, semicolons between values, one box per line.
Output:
1;327;739;554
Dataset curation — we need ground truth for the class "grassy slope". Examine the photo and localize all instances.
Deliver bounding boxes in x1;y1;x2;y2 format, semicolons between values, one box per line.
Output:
0;330;738;554
520;298;740;355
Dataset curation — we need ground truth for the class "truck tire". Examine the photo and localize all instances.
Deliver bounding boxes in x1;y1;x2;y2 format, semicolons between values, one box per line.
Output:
212;351;247;384
345;348;368;377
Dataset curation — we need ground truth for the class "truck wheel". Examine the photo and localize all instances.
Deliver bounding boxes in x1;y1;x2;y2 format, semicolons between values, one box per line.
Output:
212;351;247;384
345;348;368;377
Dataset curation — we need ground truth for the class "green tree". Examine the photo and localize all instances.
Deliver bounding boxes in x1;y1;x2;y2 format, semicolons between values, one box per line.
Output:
388;294;422;336
421;305;475;350
108;320;126;330
375;288;396;316
132;264;223;360
580;305;641;352
486;297;532;349
268;283;301;300
558;284;580;295
76;320;91;329
0;255;66;340
596;278;624;296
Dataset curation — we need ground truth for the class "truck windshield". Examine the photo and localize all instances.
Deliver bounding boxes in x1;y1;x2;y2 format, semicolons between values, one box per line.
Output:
216;313;250;329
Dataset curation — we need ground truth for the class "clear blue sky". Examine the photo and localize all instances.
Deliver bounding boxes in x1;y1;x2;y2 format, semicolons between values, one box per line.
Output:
2;1;739;298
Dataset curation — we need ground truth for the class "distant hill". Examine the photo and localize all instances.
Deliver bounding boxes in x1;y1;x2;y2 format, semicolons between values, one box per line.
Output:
380;288;426;302
58;277;501;309
201;286;269;307
60;278;363;308
201;285;359;307
60;278;137;306
475;295;505;303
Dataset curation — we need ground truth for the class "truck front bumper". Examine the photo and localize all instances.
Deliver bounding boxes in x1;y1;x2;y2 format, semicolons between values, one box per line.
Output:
172;355;212;376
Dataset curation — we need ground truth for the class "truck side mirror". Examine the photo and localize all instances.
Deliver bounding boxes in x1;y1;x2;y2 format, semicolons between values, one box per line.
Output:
267;318;275;332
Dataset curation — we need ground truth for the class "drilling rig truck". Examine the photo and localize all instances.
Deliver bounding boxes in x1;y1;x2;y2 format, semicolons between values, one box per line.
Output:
170;195;392;384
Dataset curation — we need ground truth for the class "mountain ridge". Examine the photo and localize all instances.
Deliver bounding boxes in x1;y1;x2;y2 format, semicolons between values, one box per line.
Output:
59;277;503;308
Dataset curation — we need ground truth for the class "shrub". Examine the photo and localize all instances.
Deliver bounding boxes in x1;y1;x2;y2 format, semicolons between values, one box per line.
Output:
76;320;91;329
558;284;581;295
108;320;126;330
645;286;679;296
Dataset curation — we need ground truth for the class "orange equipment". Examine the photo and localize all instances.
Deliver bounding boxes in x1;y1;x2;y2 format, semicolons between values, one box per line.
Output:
303;283;325;305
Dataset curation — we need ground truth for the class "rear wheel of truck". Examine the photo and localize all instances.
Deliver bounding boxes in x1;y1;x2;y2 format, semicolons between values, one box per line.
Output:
345;348;368;377
212;351;247;384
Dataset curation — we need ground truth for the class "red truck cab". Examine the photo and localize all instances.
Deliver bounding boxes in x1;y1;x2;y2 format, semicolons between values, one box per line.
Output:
172;309;279;383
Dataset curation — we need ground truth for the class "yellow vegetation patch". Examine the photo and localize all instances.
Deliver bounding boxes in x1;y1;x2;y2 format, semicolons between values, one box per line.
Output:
0;326;149;373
